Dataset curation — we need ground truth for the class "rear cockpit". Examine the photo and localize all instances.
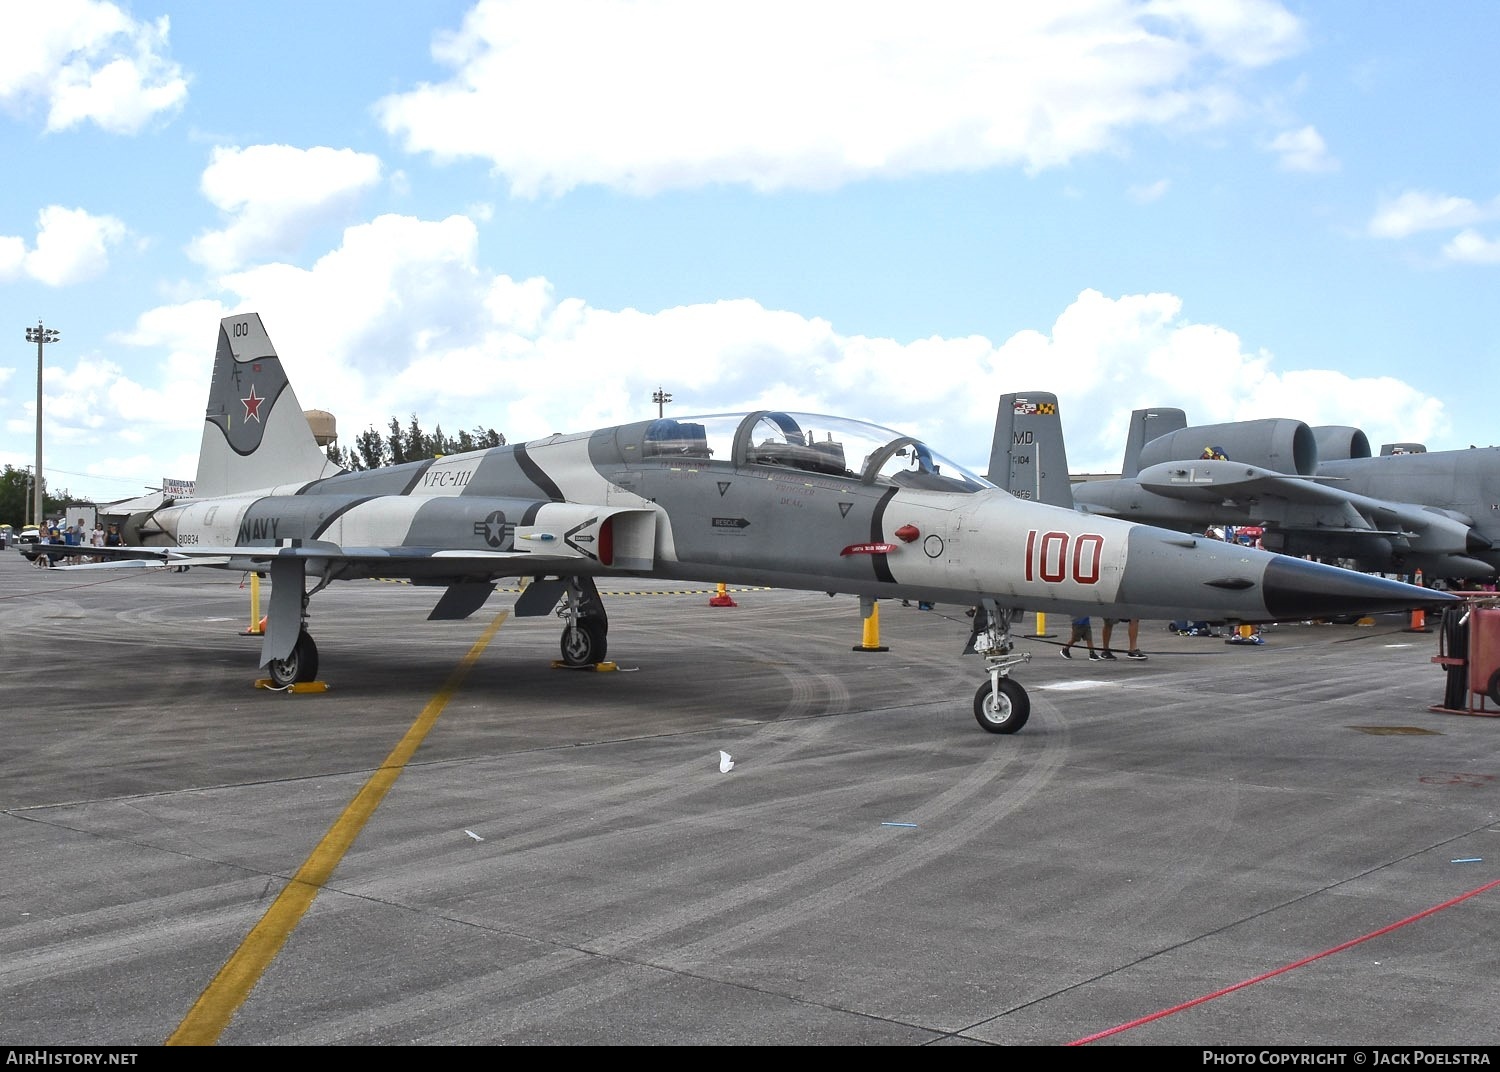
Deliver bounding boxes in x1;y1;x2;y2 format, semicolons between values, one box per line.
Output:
640;410;993;492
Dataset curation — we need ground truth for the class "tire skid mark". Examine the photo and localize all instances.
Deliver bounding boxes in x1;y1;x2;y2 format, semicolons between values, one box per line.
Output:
273;699;1073;1044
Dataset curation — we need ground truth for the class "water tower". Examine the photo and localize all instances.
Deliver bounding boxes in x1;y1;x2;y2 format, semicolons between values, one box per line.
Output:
305;409;337;447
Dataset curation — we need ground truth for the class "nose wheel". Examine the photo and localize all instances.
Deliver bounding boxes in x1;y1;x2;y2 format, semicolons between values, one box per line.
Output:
560;618;608;666
556;576;609;666
974;675;1030;734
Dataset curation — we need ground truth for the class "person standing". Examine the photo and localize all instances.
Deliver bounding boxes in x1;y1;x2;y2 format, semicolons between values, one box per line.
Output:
73;523;88;563
1061;615;1100;661
1101;618;1148;660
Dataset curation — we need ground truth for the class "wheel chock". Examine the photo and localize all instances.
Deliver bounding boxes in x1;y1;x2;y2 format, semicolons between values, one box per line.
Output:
254;679;331;692
550;660;619;672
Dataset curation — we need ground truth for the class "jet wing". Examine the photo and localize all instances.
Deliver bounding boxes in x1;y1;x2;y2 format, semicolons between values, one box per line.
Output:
1136;459;1366;507
16;543;203;568
55;543;634;579
1132;459;1406;531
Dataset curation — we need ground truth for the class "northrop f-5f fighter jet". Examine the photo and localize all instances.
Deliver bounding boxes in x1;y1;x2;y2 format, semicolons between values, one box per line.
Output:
30;314;1452;734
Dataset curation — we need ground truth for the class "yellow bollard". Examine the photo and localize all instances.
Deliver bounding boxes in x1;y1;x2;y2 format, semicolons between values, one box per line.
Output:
1026;610;1057;639
852;598;889;652
241;572;263;635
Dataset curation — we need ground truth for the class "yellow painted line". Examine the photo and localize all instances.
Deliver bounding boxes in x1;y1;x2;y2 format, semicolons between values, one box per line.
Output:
166;610;511;1046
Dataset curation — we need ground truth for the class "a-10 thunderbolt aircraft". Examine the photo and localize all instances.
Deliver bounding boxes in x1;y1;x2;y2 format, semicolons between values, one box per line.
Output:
27;313;1451;734
1070;406;1500;582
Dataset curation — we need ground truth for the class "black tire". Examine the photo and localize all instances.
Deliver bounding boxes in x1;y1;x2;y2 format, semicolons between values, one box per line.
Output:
560;619;607;666
1488;669;1500;709
973;678;1030;734
267;631;319;687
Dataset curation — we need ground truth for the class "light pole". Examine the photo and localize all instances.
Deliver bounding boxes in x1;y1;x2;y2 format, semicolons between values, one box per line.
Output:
26;320;59;528
653;387;673;418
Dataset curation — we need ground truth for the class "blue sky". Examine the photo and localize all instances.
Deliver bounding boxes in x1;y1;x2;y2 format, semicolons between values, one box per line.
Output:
2;0;1497;507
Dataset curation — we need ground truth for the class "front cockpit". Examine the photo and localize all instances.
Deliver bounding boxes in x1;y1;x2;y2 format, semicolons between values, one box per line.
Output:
639;410;994;493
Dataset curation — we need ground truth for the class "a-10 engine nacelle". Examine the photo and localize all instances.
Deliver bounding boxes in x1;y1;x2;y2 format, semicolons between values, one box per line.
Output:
1311;426;1372;463
1138;418;1319;476
1137;419;1376;476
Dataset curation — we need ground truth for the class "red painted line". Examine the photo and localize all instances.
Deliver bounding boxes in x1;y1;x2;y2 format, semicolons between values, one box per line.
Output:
1068;876;1500;1046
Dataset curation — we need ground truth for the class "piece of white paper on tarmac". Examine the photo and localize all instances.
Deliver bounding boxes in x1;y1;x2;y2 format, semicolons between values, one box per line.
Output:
464;830;484;841
719;750;734;773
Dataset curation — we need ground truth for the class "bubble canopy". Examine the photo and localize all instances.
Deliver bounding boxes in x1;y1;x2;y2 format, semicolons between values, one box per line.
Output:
641;410;996;493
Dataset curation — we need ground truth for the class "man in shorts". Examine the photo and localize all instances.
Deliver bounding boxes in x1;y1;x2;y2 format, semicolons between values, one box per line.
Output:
1101;618;1148;660
1060;615;1100;661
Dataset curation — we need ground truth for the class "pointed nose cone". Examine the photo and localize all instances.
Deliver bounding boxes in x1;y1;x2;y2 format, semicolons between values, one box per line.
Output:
1260;556;1458;620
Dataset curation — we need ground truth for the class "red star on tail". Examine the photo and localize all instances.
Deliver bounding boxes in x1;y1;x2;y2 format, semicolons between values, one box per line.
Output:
242;385;263;422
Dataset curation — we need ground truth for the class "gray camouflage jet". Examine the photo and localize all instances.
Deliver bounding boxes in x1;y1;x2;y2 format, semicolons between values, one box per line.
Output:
1069;406;1500;582
23;314;1453;734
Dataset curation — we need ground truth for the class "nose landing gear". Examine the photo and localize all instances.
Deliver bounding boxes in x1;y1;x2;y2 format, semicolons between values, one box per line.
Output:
968;602;1032;734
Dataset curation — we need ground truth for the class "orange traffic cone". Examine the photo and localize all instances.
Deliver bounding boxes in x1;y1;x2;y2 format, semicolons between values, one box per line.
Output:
1405;570;1429;632
709;581;738;607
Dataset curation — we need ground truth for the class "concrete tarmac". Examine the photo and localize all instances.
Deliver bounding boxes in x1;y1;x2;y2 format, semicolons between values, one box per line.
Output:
1;549;1497;1047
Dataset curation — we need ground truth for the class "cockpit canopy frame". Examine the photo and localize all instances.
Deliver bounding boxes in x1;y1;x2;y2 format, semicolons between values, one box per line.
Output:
641;410;993;493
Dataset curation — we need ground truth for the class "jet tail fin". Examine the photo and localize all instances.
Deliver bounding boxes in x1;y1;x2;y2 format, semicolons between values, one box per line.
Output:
1121;406;1187;478
988;392;1074;509
194;313;344;498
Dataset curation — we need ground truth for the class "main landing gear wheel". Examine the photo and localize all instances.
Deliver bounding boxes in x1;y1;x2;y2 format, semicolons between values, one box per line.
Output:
267;631;320;688
560;619;607;666
973;677;1030;734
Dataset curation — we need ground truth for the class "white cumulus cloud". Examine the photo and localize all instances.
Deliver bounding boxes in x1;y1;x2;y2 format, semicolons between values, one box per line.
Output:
1367;190;1486;239
1442;228;1500;265
72;213;1447;494
187;145;384;272
0;205;129;286
1268;125;1338;172
376;0;1306;197
0;0;187;134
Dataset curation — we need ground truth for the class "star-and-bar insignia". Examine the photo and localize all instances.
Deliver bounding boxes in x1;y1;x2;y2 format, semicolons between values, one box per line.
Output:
242;385;264;422
473;511;511;548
